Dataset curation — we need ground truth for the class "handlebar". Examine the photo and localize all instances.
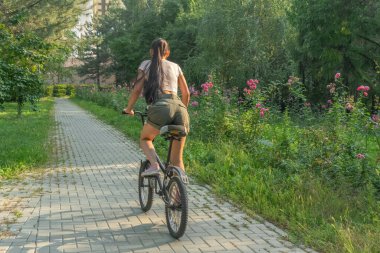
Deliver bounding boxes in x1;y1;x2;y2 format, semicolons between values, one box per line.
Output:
122;110;147;126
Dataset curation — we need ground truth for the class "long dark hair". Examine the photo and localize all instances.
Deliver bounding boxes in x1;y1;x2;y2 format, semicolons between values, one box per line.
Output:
143;38;170;104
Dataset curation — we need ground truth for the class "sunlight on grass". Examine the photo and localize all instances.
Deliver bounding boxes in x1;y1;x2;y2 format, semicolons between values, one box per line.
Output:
0;99;55;179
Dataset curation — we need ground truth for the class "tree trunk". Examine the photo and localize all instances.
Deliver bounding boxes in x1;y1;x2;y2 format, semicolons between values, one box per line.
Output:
342;54;350;89
101;0;106;15
17;96;23;117
96;45;100;89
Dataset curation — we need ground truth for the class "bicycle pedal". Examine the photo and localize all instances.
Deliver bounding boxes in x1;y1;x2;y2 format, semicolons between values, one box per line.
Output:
181;175;189;184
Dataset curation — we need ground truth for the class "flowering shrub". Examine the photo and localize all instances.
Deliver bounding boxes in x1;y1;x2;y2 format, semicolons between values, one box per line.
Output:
75;72;379;253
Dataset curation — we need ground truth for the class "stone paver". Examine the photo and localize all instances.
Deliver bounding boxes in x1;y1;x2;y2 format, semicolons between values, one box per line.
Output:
0;98;317;253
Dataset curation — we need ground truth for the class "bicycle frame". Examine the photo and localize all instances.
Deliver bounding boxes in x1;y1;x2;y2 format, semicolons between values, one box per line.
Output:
134;111;188;204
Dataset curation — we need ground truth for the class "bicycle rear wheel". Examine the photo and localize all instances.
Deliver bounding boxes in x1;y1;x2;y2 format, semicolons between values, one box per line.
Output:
165;176;188;238
138;160;154;212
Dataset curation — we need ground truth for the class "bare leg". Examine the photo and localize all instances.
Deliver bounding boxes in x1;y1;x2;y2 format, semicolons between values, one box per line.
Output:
170;137;186;170
140;123;160;169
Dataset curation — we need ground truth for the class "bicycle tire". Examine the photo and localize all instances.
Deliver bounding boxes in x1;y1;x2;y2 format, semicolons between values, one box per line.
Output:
165;176;188;239
138;160;154;212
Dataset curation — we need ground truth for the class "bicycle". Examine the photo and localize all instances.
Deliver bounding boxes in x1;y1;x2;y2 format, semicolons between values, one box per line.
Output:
123;110;189;239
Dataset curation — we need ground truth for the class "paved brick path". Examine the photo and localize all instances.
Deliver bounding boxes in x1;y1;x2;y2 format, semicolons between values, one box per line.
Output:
0;98;317;253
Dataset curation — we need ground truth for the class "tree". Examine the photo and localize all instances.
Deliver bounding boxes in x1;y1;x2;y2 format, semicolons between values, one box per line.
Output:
76;21;110;87
289;0;380;102
83;0;187;85
0;0;86;41
189;0;293;88
0;24;49;116
0;0;86;114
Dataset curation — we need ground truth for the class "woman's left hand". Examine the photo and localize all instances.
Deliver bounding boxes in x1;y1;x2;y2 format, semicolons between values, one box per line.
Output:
122;108;134;115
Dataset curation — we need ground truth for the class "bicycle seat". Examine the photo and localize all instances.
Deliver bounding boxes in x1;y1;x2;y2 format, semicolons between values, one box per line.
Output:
160;125;188;139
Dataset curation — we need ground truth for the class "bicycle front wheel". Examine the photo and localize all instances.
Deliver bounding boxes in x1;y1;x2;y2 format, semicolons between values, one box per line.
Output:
165;176;188;239
138;160;154;212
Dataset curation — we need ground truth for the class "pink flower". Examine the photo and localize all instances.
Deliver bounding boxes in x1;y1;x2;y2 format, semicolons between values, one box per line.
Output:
357;85;370;91
256;103;261;108
244;78;259;95
192;90;200;97
357;85;365;91
191;101;199;107
335;72;341;79
357;85;370;96
260;107;269;117
246;79;259;90
201;85;209;92
322;105;327;109
356;153;365;159
201;82;214;93
327;99;333;104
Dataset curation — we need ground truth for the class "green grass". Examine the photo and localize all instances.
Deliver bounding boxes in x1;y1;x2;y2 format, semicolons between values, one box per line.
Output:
72;97;380;253
0;98;55;179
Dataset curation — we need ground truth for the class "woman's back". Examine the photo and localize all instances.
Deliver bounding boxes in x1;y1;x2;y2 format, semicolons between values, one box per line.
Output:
139;59;183;94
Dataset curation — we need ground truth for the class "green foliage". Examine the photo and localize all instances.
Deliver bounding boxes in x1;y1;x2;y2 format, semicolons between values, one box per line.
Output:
76;21;110;87
0;24;48;115
0;99;54;179
289;0;380;101
191;0;293;86
0;0;86;40
0;0;86;114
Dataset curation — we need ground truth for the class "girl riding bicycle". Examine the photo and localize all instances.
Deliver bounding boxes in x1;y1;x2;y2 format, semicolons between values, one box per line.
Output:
123;38;190;177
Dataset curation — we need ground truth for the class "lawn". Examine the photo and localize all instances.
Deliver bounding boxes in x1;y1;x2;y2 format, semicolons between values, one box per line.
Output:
0;98;55;179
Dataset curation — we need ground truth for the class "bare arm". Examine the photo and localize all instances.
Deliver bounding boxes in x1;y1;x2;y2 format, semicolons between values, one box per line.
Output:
178;74;190;107
124;70;145;115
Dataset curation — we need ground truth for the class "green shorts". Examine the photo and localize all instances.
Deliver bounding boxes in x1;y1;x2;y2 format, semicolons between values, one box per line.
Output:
147;94;190;132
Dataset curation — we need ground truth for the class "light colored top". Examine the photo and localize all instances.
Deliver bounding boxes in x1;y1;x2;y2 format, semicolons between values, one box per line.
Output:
138;59;183;94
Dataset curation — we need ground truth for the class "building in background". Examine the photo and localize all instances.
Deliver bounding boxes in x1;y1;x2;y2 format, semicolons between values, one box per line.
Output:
64;0;123;85
75;0;123;38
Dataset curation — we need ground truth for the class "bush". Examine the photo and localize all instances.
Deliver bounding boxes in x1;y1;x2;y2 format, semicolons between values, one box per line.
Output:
53;84;67;97
65;84;75;96
44;84;77;97
44;85;53;97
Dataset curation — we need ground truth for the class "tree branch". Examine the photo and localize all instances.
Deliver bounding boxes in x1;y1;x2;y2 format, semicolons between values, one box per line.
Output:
4;0;44;18
358;34;380;48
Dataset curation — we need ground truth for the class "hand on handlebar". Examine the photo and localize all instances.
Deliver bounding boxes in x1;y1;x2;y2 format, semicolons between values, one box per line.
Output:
122;108;134;116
